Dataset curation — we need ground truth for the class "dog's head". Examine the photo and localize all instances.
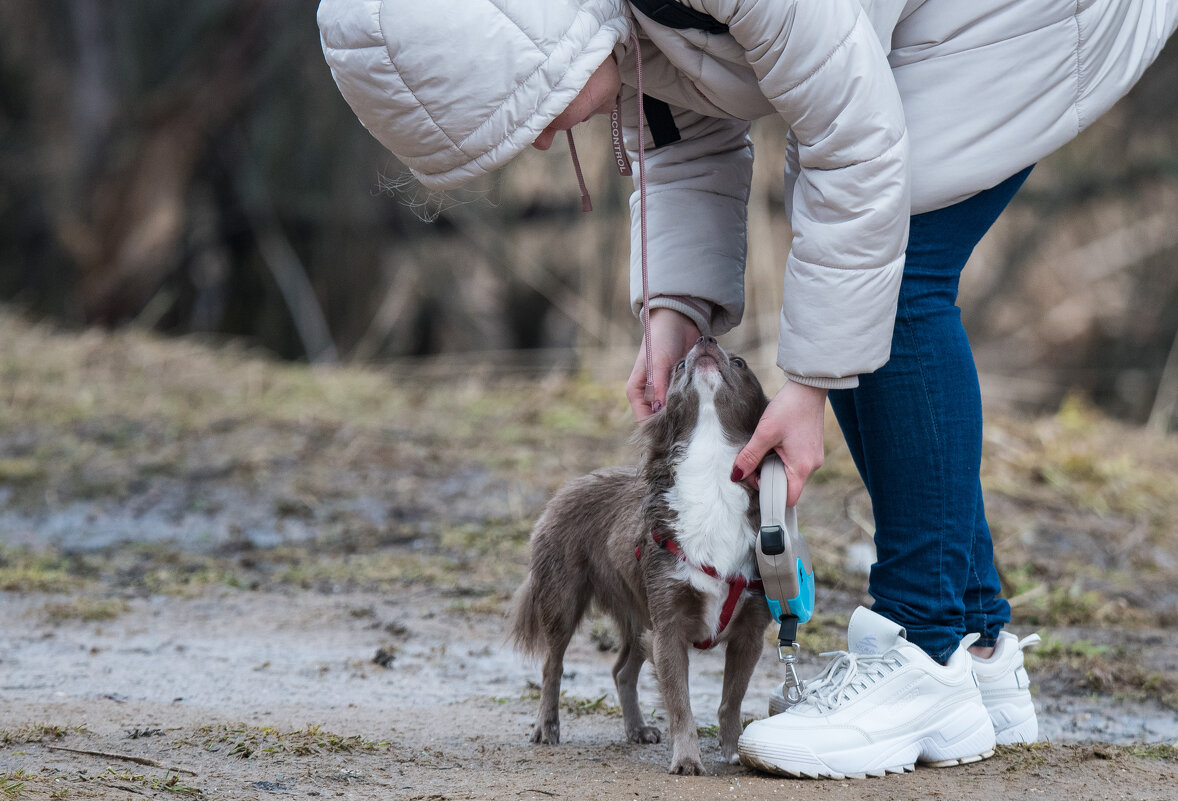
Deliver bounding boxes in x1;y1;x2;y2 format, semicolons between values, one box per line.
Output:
636;337;767;486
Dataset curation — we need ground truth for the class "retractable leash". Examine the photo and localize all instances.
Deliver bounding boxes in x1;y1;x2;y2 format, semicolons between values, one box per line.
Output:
756;454;815;708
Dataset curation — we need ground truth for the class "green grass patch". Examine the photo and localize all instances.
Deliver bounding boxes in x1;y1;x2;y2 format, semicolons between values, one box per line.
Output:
995;741;1054;771
41;598;130;623
1;777;26;800
785;611;850;656
0;724;84;745
198;723;388;760
102;768;202;796
438;520;532;556
1118;742;1178;762
559;693;621;718
1026;634;1178;710
444;593;511;616
0;535;530;599
0;458;41;483
0;547;93;594
1025;635;1111;663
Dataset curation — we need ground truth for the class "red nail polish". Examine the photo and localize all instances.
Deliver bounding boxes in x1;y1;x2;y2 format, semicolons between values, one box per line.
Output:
730;466;743;483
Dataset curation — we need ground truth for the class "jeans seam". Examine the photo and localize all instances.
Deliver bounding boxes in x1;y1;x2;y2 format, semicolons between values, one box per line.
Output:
930;642;958;664
898;288;951;640
970;559;988;637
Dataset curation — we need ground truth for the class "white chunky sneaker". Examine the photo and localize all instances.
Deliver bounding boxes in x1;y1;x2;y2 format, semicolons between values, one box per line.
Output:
740;607;996;779
968;631;1041;744
767;628;1044;739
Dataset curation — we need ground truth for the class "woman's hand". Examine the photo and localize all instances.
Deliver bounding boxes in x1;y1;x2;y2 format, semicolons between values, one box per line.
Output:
626;308;701;419
731;380;828;507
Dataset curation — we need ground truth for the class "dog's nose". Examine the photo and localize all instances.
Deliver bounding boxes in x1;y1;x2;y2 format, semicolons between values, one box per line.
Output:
697;336;717;345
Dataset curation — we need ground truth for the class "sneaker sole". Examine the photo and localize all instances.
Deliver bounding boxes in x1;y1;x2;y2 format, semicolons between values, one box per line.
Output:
773;692;1039;745
739;739;996;779
739;706;996;779
922;750;995;768
738;739;916;779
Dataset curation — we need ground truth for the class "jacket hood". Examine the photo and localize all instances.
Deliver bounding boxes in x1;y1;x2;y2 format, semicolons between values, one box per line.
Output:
318;0;632;190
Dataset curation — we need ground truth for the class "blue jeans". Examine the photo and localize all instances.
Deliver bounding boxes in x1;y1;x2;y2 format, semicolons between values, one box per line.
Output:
829;166;1033;663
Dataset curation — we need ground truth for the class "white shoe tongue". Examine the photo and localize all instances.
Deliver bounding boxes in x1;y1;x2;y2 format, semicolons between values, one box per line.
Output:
847;607;907;655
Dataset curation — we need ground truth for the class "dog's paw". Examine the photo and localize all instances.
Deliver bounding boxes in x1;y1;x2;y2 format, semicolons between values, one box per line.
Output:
627;725;661;744
668;755;705;776
531;721;559;745
718;736;740;764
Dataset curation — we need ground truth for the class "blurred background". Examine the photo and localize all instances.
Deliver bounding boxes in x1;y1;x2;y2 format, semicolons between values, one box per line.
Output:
3;0;1178;424
3;4;1178;769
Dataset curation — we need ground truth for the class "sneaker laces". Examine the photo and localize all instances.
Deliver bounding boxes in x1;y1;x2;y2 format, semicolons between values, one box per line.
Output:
797;651;900;713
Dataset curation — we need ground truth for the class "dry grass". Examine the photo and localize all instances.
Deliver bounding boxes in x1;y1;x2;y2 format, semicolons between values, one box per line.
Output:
0;724;85;746
3;308;1178;696
194;723;389;759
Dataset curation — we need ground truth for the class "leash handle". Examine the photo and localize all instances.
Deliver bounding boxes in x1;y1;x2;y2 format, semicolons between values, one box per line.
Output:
756;454;815;627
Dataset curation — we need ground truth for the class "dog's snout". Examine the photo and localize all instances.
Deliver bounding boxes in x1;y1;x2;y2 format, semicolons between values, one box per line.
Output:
689;336;724;366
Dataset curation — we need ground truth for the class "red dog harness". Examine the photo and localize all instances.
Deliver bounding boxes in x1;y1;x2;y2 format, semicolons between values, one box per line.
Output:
636;529;764;650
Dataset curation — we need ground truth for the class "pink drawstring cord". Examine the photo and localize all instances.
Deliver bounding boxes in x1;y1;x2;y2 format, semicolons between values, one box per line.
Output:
568;32;654;411
625;33;654;410
566;130;592;212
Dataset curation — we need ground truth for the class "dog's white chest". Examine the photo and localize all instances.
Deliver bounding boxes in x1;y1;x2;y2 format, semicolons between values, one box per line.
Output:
662;397;756;581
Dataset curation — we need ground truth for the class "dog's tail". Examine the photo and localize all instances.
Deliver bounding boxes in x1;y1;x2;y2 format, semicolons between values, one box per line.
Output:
509;572;546;658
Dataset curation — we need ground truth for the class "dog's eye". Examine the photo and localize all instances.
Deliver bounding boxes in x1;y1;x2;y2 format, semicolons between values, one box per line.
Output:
674;360;685;373
731;357;746;368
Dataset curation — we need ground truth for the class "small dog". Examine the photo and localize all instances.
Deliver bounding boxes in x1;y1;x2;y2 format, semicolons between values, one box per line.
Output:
511;336;771;775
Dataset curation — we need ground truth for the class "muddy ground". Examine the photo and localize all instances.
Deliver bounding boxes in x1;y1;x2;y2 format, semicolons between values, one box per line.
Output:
1;311;1177;800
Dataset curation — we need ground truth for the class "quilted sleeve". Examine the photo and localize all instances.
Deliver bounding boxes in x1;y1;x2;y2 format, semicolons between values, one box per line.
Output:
690;0;911;387
620;85;755;338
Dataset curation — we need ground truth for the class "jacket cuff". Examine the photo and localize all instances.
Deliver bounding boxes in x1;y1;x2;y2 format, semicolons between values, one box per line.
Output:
646;295;716;337
784;372;859;390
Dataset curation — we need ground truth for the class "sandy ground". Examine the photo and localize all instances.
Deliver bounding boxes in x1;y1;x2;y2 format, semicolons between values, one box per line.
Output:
3;585;1177;801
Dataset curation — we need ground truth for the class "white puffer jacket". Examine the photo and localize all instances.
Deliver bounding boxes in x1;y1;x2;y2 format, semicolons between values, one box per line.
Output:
318;0;1178;387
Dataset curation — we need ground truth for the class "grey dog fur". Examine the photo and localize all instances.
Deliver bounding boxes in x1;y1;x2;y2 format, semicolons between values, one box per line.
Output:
511;338;772;775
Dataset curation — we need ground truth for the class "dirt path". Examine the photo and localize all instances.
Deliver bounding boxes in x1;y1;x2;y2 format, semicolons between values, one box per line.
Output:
3;587;1177;801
